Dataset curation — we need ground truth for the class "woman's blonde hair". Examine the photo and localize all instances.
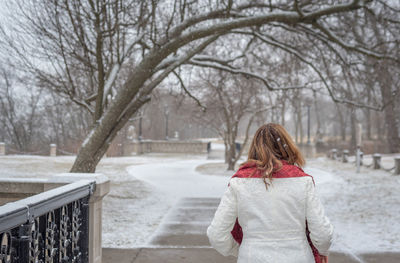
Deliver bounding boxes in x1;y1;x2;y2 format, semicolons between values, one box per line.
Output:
243;123;305;188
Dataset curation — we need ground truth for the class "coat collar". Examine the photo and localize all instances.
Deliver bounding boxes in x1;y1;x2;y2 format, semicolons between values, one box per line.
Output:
232;159;310;179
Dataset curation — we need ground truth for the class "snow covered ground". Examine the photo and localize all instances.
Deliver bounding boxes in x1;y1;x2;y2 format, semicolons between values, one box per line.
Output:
305;158;400;255
118;155;400;256
1;153;399;257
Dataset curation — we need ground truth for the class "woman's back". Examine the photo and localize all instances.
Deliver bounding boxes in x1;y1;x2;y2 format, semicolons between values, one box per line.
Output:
207;123;333;263
235;176;310;238
231;176;316;263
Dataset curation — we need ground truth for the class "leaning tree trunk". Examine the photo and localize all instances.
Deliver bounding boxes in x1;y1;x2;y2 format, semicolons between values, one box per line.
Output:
69;50;160;172
70;29;219;172
70;95;150;172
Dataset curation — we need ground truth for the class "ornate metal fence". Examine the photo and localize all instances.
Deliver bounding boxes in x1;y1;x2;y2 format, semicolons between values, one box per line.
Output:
0;180;95;263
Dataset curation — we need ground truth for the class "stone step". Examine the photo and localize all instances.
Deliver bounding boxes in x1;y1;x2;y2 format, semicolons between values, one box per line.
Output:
163;207;216;223
176;197;220;206
103;248;400;263
157;222;208;234
103;248;236;263
149;233;210;247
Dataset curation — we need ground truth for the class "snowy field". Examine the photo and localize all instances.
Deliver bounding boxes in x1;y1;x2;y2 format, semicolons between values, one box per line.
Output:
305;158;400;255
1;153;400;258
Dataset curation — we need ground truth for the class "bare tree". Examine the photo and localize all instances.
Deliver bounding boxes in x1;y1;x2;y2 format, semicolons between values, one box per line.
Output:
42;92;92;152
190;71;272;170
1;0;145;123
0;70;43;152
1;0;399;172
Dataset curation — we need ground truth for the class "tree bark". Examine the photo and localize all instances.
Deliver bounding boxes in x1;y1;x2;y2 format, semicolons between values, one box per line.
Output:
68;1;380;172
336;105;346;141
227;140;236;171
365;88;372;140
350;107;357;150
380;84;400;153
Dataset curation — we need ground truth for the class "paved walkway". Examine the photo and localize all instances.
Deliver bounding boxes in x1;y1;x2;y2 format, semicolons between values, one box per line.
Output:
103;197;400;263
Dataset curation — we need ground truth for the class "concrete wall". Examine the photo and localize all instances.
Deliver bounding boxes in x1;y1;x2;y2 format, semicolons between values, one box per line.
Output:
298;144;317;158
123;140;209;155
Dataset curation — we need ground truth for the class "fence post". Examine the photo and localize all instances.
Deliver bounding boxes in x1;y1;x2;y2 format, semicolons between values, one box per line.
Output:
342;150;349;163
50;144;57;157
17;223;31;263
331;149;337;160
395;157;400;175
372;153;381;169
0;142;5;155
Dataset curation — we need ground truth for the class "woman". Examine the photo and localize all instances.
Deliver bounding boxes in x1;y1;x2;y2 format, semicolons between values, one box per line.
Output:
207;123;333;263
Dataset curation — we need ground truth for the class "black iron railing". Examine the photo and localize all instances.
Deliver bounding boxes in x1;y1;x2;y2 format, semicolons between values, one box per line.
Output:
0;180;95;263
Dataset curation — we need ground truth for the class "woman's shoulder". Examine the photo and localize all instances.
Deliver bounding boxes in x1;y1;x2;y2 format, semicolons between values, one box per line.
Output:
231;161;259;179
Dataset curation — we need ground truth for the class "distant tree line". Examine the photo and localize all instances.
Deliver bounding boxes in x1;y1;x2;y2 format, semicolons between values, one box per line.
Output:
0;0;399;171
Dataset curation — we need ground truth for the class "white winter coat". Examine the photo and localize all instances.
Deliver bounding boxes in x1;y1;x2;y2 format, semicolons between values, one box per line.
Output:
207;176;333;263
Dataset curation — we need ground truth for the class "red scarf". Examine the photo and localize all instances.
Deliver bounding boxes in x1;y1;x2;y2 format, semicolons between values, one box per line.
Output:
229;160;321;263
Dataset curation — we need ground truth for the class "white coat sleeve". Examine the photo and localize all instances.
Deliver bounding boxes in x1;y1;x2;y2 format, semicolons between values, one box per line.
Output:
207;179;239;257
305;177;334;256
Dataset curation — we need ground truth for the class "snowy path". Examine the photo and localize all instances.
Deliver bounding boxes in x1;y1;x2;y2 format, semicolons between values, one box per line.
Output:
126;158;230;199
119;158;230;248
124;156;400;257
103;155;230;248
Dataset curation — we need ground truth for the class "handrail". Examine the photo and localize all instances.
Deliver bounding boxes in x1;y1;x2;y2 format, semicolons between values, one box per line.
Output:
0;180;96;263
0;180;95;233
